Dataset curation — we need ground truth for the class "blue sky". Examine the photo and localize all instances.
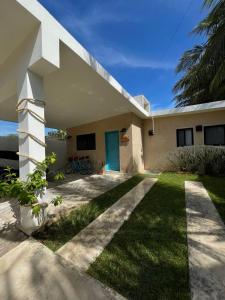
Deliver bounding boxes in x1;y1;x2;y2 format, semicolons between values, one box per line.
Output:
0;0;207;135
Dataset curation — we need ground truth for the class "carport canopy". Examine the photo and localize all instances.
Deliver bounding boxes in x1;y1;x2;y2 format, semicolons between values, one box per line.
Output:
0;0;149;180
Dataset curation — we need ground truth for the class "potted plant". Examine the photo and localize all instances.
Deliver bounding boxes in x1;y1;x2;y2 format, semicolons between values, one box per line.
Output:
97;161;105;175
0;153;64;234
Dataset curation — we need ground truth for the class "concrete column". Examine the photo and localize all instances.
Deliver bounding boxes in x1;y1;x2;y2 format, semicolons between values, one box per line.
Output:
17;71;46;181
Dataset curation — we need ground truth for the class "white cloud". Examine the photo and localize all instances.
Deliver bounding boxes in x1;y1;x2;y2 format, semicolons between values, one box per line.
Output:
92;46;175;70
55;1;137;40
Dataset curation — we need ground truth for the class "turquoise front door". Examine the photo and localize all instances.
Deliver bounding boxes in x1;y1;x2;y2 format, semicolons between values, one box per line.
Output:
105;131;120;171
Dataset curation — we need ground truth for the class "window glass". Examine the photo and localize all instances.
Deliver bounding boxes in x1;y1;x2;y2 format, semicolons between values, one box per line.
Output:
204;125;225;146
76;133;96;150
177;130;185;147
185;129;193;146
177;128;193;147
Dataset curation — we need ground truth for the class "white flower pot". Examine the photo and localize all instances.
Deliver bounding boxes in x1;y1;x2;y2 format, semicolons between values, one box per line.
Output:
20;204;48;235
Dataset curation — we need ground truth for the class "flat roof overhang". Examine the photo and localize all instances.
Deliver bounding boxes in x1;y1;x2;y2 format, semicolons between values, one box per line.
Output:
152;100;225;118
0;0;149;129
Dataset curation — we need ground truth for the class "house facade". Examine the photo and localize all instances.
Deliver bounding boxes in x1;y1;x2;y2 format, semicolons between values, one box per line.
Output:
0;1;225;178
67;101;225;173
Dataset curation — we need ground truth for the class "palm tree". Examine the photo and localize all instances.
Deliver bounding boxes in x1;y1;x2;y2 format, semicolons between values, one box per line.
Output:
174;0;225;106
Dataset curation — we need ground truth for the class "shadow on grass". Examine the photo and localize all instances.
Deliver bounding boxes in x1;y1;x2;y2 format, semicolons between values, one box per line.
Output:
34;174;146;251
88;173;197;300
33;172;225;299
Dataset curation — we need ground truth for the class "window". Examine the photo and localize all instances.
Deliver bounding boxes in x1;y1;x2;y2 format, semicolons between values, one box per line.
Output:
76;133;96;150
204;125;225;146
176;128;194;147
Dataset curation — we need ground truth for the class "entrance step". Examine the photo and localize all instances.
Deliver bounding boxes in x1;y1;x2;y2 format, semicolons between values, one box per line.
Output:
57;178;158;271
185;181;225;299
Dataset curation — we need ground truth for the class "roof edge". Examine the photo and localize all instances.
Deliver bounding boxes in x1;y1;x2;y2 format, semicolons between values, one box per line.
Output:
151;100;225;118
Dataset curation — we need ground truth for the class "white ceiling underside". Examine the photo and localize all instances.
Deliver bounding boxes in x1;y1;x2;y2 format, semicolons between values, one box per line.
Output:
0;0;149;129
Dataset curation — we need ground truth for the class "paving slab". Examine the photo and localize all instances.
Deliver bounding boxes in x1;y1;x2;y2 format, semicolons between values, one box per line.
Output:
0;198;27;258
0;226;27;258
47;173;130;218
0;238;125;300
57;178;158;271
185;181;225;300
0;198;19;229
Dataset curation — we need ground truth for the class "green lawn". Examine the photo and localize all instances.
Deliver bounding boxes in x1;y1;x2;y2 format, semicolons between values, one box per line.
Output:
34;171;225;299
34;174;147;251
88;173;198;300
199;175;225;224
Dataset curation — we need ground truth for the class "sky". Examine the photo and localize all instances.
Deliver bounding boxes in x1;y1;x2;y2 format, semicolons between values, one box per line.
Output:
0;0;208;135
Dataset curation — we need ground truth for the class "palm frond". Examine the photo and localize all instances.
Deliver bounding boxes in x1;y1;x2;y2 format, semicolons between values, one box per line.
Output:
176;45;205;73
203;0;220;8
193;1;225;35
210;59;225;92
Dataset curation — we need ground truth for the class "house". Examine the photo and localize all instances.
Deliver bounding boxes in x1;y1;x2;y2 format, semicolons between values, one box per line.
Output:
0;0;225;178
67;100;225;173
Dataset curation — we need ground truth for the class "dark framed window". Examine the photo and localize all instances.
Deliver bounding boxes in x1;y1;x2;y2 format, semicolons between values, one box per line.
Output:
204;125;225;146
176;128;194;147
76;133;96;150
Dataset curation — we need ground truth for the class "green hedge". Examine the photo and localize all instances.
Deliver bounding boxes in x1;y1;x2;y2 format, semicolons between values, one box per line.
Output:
170;146;225;176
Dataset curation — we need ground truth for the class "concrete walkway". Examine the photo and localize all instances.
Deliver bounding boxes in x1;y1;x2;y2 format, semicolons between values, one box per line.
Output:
0;198;27;258
0;198;19;228
47;173;130;219
0;238;125;300
0;225;26;258
0;173;130;229
57;178;158;271
0;173;129;257
185;181;225;300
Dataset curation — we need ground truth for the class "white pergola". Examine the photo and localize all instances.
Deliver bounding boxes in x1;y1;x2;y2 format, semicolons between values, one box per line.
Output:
0;0;149;181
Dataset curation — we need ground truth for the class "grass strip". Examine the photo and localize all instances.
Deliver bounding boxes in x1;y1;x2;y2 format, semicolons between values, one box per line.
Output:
88;173;197;300
199;175;225;224
34;174;146;251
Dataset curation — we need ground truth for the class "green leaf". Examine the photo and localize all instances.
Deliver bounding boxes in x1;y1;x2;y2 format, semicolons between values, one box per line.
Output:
52;196;63;207
54;172;65;181
0;153;63;211
32;204;41;217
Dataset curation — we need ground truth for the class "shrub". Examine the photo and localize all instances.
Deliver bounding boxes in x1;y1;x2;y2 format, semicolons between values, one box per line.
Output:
0;153;64;215
169;146;225;176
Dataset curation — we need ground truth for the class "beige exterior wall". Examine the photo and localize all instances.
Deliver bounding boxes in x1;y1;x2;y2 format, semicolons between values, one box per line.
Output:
143;110;225;171
67;113;144;173
67;109;225;173
131;115;144;173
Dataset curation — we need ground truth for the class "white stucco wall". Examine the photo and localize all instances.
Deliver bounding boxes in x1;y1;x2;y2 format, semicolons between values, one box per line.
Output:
0;135;67;171
46;137;68;170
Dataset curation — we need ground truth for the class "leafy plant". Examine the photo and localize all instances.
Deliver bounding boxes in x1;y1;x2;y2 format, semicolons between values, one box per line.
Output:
0;153;63;215
53;172;65;181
